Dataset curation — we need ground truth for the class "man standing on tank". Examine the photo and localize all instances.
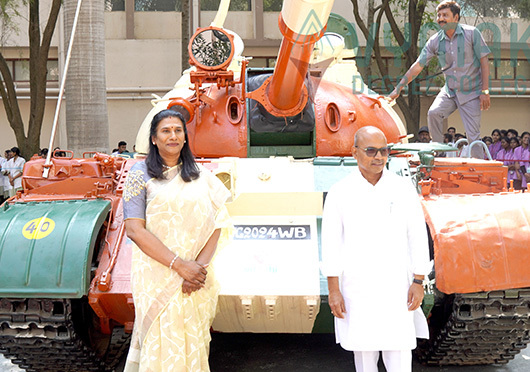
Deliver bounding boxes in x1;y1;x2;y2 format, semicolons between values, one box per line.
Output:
388;1;491;158
321;126;430;372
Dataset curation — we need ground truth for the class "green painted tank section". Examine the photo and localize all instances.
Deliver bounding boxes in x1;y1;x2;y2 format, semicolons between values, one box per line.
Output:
0;199;111;298
327;13;358;50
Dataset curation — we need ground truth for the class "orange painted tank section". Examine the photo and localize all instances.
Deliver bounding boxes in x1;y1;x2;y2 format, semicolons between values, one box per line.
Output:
314;79;403;156
187;85;247;158
422;192;530;294
428;158;508;194
12;153;136;334
188;76;402;158
266;15;323;114
22;155;118;195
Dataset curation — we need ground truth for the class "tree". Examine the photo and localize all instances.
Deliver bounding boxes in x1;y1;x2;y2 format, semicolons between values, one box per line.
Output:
182;0;190;72
460;0;530;18
351;0;434;136
63;0;109;155
0;0;62;160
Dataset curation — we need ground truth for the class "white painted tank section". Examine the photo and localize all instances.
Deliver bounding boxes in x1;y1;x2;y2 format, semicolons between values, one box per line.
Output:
281;0;335;35
210;157;323;333
232;157;315;193
213;215;321;333
215;215;320;297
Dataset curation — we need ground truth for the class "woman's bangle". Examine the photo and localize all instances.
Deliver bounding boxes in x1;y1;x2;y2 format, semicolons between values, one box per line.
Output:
169;254;179;270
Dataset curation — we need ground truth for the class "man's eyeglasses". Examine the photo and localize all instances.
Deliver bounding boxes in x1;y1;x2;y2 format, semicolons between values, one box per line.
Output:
355;146;391;157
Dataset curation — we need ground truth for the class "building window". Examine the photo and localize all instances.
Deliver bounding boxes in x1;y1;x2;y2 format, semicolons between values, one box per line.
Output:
516;59;530;79
489;58;530;81
248;57;276;68
105;0;125;11
264;0;282;12
201;0;251;11
135;0;180;12
496;59;515;80
106;0;252;12
6;59;58;82
14;60;30;81
47;60;59;81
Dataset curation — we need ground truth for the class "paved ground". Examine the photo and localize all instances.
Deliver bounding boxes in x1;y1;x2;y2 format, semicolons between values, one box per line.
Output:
2;333;528;371
209;333;530;372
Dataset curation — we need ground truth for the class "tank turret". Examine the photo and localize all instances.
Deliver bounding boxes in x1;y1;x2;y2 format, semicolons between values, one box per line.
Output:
134;0;406;159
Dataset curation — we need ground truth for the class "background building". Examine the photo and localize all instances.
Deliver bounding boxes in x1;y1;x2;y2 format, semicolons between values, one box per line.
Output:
1;0;529;155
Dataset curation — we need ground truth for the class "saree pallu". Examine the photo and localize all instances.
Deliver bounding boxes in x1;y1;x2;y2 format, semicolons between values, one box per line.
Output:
124;167;231;372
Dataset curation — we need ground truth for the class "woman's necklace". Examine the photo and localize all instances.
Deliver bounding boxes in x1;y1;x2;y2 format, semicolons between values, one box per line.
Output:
162;164;171;171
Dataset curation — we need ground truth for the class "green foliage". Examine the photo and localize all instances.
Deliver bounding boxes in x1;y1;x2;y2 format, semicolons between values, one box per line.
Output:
461;0;530;19
134;0;181;12
0;0;26;39
264;0;282;12
191;31;231;67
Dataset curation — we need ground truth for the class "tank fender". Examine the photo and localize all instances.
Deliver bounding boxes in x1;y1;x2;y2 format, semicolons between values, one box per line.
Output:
421;192;530;294
0;199;111;298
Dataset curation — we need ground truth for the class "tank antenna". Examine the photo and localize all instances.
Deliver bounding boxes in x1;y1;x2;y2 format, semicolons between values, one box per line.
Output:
42;0;84;178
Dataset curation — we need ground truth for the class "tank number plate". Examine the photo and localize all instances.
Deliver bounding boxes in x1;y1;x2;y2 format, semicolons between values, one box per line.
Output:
234;225;310;240
22;217;56;240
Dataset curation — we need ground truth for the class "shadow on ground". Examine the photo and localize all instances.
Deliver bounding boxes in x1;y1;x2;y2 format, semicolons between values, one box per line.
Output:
209;333;530;372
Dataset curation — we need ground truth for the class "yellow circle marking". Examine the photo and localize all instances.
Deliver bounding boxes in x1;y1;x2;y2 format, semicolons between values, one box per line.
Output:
22;217;55;240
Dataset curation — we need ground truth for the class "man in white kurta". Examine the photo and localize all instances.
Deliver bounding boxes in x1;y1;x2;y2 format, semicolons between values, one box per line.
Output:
322;126;430;372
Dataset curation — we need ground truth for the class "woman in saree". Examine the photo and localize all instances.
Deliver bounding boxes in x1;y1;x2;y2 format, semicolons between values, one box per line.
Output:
122;109;231;371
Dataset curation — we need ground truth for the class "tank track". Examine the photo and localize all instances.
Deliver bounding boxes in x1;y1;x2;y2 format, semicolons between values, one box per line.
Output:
0;298;130;372
416;288;530;365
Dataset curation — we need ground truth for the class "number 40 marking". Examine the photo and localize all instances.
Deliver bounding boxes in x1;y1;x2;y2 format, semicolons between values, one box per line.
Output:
22;217;55;240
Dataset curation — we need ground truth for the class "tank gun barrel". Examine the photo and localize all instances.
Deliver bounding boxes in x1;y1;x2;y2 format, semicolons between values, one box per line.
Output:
250;0;334;116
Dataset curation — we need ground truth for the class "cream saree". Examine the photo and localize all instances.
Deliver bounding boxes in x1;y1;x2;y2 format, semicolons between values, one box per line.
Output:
124;165;231;372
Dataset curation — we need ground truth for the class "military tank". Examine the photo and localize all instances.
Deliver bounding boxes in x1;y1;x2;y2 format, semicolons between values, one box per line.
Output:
1;0;529;370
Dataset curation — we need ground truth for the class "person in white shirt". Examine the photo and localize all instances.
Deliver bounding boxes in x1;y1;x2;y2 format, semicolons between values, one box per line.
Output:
321;126;430;372
0;153;6;203
4;147;26;197
1;149;13;200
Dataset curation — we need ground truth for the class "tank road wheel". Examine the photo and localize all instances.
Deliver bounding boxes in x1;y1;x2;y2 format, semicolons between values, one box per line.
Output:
0;298;130;372
415;289;530;365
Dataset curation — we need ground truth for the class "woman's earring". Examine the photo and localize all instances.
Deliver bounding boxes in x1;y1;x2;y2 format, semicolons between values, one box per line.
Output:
184;140;186;143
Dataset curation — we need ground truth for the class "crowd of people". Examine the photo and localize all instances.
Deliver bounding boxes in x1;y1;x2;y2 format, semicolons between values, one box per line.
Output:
486;128;530;190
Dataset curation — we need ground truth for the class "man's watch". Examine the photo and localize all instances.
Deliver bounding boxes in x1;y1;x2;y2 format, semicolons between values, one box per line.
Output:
481;89;490;95
412;278;423;285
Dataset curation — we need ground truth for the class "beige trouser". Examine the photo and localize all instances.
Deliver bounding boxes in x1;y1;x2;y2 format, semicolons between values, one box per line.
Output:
428;92;483;158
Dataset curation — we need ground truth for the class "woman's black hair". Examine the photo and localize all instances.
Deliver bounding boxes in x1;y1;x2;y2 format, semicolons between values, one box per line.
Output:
510;137;520;146
145;109;200;182
491;128;501;136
